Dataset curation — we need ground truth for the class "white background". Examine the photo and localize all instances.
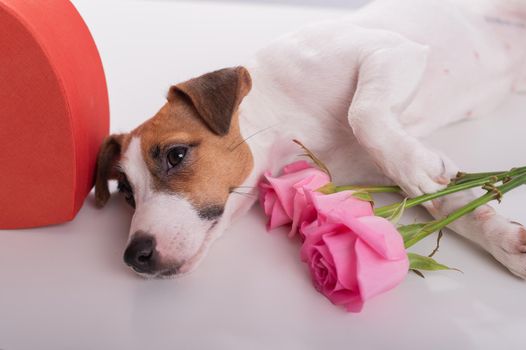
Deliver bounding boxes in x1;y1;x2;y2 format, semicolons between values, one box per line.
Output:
1;1;526;349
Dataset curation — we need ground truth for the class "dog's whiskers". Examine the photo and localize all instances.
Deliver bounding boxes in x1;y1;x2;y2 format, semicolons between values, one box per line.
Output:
228;124;278;152
229;185;257;196
229;190;256;198
231;185;256;189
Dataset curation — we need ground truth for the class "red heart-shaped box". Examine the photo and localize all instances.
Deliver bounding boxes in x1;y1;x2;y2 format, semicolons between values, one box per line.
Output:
0;0;109;229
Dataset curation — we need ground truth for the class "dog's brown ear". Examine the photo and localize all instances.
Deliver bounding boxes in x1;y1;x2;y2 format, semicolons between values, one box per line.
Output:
168;66;252;136
94;134;123;208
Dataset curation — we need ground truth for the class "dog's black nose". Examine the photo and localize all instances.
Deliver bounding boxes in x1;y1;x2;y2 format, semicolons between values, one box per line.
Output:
123;234;157;273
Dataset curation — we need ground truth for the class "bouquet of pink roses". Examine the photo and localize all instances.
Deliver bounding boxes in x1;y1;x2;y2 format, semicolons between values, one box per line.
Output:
258;141;526;312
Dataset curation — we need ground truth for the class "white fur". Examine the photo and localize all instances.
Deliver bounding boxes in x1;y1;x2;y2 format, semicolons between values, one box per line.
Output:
231;0;526;277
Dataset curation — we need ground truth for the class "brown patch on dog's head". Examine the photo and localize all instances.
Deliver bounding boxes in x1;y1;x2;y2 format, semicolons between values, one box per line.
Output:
168;66;252;135
137;66;254;214
95;66;253;211
95;66;254;277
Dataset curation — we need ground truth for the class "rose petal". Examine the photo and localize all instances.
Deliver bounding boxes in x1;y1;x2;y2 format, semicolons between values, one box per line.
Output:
289;191;309;236
257;176;272;208
264;169;327;218
322;231;359;292
289;191;316;235
354;238;409;301
265;176;297;218
313;243;335;270
328;289;364;312
310;191;374;224
300;222;330;261
293;174;331;193
289;176;330;235
302;221;341;245
298;218;320;244
344;297;365;313
262;191;276;216
339;215;407;260
258;161;330;235
267;198;290;230
283;160;312;174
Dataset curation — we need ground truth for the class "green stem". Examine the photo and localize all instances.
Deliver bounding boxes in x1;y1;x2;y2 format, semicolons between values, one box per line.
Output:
404;173;526;248
334;185;402;193
454;171;502;183
454;166;526;184
375;167;526;217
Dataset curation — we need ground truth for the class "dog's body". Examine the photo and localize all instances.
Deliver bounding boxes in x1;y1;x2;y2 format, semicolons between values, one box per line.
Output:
242;0;525;185
96;0;526;278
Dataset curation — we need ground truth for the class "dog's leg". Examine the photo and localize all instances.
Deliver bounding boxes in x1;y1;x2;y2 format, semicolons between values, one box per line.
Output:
348;38;455;197
347;39;526;277
424;190;526;279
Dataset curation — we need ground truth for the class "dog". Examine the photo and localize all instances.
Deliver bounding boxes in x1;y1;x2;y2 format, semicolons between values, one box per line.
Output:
94;0;526;278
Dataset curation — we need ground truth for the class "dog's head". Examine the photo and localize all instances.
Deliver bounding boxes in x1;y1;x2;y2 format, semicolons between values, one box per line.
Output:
94;67;254;277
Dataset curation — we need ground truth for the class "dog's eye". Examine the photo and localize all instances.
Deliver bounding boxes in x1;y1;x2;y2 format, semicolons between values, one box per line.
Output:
117;175;136;209
167;146;187;169
123;192;136;209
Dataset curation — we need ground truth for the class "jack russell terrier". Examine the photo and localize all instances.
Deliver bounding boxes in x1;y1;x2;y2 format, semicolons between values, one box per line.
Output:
94;0;526;278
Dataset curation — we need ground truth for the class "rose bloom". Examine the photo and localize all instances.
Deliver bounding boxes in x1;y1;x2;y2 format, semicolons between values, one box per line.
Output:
300;191;409;312
258;160;330;235
258;161;409;312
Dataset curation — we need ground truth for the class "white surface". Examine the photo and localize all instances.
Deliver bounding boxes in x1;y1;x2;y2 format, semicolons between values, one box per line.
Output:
1;1;526;349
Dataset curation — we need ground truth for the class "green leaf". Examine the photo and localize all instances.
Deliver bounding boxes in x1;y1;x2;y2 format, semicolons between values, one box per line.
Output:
401;221;443;248
351;191;374;203
387;198;407;224
398;223;427;245
408;253;459;272
315;184;374;204
316;183;337;194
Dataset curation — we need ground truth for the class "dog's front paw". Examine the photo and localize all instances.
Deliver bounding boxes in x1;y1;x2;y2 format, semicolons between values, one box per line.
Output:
381;141;455;197
486;222;526;279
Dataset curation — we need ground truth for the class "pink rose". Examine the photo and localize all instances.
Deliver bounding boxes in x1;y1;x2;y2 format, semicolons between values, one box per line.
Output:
258;160;409;312
300;192;409;312
258;161;330;235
